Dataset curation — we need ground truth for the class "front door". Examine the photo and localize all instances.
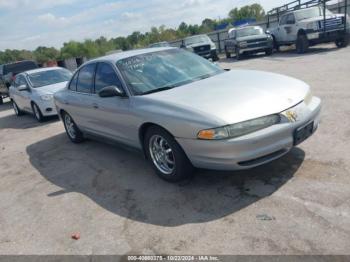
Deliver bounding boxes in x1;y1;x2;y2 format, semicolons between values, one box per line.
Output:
88;62;134;146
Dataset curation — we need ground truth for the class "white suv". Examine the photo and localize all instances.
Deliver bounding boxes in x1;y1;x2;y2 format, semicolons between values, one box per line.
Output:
269;6;350;53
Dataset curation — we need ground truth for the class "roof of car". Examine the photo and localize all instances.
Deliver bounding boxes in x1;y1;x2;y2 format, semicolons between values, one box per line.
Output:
23;66;66;75
88;47;176;63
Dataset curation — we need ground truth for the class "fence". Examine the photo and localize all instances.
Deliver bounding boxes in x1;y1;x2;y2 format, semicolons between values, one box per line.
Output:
170;1;350;53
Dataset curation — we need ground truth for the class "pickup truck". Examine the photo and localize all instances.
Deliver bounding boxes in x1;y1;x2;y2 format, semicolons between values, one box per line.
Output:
224;26;273;60
0;60;38;104
268;6;350;53
182;34;219;61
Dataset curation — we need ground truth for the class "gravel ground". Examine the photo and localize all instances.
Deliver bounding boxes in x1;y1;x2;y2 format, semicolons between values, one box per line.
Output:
0;44;349;255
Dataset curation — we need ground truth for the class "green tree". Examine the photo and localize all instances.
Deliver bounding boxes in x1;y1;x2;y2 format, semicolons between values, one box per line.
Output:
228;3;265;22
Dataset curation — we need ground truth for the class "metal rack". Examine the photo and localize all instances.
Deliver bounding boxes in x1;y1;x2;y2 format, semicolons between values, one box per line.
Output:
267;0;348;35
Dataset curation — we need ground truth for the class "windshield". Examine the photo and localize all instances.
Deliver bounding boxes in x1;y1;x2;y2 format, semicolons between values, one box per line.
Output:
295;7;333;20
184;35;210;46
236;27;263;38
116;49;224;95
28;69;72;88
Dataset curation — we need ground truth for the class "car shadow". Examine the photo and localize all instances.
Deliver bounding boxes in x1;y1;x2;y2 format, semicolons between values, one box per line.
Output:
0;101;12;112
0;112;59;129
220;44;339;63
26;133;305;227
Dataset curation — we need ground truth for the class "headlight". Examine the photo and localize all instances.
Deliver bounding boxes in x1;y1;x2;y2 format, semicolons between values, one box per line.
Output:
306;22;318;31
40;94;53;101
210;44;216;50
238;41;248;48
197;115;281;140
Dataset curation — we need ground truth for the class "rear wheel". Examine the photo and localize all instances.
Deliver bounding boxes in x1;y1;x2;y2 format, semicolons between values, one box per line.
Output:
144;126;194;182
32;103;44;122
12;100;24;116
335;37;349;48
296;34;309;54
62;112;84;143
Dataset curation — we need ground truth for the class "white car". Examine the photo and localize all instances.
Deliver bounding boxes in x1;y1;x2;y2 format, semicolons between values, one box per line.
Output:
9;67;72;122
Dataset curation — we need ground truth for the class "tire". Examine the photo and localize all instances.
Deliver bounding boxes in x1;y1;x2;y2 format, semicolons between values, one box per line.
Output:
212;54;219;62
272;36;280;52
225;47;231;59
235;48;241;60
62;111;84;143
335;37;349;48
265;48;273;56
31;102;44;122
296;34;309;54
144;126;194;182
12;100;24;116
0;96;3;105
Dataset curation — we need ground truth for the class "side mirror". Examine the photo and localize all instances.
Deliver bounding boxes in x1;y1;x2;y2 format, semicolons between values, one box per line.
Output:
18;84;29;91
98;85;125;98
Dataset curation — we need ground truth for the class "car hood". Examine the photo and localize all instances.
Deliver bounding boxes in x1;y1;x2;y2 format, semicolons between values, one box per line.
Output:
299;13;343;23
186;42;212;48
35;81;68;95
145;70;309;125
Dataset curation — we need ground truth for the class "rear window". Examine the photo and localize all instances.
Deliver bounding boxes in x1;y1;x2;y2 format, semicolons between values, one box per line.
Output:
3;61;38;75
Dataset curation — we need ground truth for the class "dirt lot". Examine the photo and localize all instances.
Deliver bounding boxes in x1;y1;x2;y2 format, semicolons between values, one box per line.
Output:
0;44;350;255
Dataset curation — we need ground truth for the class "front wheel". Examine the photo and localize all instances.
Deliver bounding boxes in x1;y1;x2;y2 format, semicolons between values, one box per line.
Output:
32;103;44;122
335;37;349;48
265;48;273;56
144;126;194;182
296;34;309;54
225;47;231;58
235;48;241;60
12;100;24;116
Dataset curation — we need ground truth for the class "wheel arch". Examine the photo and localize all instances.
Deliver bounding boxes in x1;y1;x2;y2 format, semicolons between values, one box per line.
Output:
297;29;307;36
138;122;175;158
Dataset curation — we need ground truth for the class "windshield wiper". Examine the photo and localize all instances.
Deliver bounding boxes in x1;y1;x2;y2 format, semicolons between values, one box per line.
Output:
141;85;176;95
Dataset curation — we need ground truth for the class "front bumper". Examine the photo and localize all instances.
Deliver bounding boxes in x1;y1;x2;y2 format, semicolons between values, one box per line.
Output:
177;96;321;170
196;49;217;59
36;99;58;116
239;42;273;54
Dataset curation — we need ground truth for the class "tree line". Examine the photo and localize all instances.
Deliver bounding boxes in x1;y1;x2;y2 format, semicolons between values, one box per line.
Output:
0;4;265;65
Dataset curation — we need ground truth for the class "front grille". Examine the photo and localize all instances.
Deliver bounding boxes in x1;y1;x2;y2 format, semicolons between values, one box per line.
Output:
246;38;268;48
193;45;210;54
319;17;343;31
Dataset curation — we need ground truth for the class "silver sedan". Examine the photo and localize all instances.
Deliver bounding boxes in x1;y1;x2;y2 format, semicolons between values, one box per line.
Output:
54;47;321;182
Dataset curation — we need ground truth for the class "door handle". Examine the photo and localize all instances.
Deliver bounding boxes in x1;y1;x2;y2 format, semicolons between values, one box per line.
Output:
92;103;99;109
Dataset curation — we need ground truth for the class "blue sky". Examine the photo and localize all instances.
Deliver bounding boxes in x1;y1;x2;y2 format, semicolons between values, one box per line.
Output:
0;0;289;51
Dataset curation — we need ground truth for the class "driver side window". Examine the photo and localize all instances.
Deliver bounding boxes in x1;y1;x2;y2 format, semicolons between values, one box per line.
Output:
94;62;122;93
15;75;27;88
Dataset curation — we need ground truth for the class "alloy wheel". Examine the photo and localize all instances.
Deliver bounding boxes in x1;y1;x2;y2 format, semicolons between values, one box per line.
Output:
149;135;175;175
64;114;76;139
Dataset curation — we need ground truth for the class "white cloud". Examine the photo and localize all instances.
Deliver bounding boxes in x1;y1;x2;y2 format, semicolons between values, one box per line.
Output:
0;0;291;50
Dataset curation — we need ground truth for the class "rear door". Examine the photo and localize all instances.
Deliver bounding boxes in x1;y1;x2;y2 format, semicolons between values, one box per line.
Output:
65;63;97;132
